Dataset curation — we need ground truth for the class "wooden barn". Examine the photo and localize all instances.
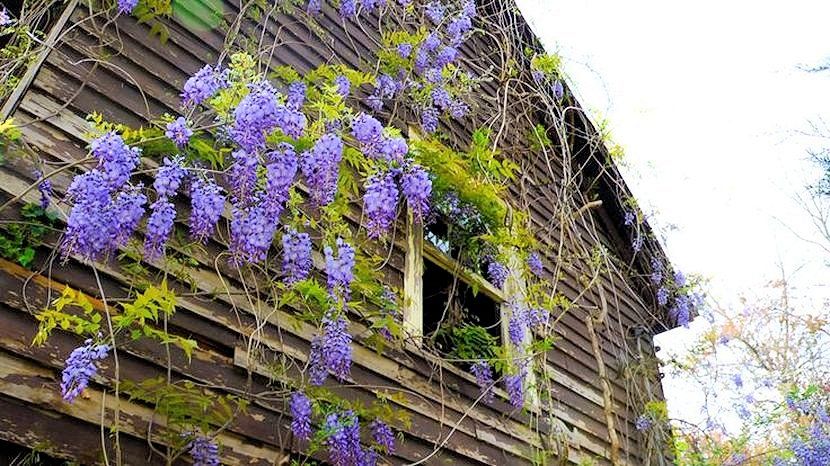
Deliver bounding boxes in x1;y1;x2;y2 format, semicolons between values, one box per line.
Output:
0;0;681;464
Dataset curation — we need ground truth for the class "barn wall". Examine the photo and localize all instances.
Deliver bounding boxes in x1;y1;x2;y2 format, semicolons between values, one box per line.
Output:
0;1;669;464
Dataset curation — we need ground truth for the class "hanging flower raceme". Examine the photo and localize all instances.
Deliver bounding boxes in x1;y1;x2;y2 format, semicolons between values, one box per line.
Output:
181;64;228;108
334;75;351;97
425;1;445;24
324;238;355;299
363;170;399;238
264;143;298;217
635;414;653;431
165;117;192;149
112;185;148;247
486;259;508;288
421;106;439;133
306;0;322;14
117;0;138;14
508;303;529;347
188;435;220;466
527;252;543;277
153;156;186;198
351;113;384;152
91;132;140;190
227;149;259;205
144;199;176;260
322;314;353;381
401;165;431;221
504;373;524;409
377;136;408;163
669;294;691;327
300;133;344;207
470;361;494;404
229;200;278;265
33;169;52;209
189;178;225;242
290;391;313;440
286;81;307;110
230;81;306;152
60;339;110;402
339;0;356;18
370;419;395;454
281;228;312;284
324;410;366;466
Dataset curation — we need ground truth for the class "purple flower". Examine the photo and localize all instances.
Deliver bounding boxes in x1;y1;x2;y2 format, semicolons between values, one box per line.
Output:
300;134;343;206
363;171;399;238
339;0;356;18
462;0;476;18
421;106;439;133
448;15;472;45
508;303;528;346
674;270;687;287
370;420;395;453
635;414;652;431
422;32;441;53
656;286;669;306
62;172;116;260
632;234;643;253
227;149;259;204
308;336;328;385
322;315;353;381
287;81;307;110
165;117;192;149
188;435;220;466
90;132;140;190
33;169;52;209
189;178;224;242
112;185;148;247
181;64;228;107
290;391;313;440
527;252;543;277
526;307;550;328
229;200;278;265
377;136;408;163
487;260;508;288
424;1;444;24
669;294;691;327
325;238;355;299
0;8;12;26
264;143;298;216
552;80;564;100
431;87;453;110
282;228;312;284
449;99;469;119
470;361;494;404
153;156;186;198
650;258;663;284
231;81;306;151
144;199;176;260
307;0;322;14
61;339;110;402
351;113;384;148
397;43;413;58
733;373;743;388
504;373;524;408
334;75;350;97
436;46;458;68
324;411;363;466
117;0;138;14
401;165;431;221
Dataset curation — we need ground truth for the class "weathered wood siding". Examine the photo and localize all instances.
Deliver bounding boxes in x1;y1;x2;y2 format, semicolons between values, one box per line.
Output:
0;1;670;464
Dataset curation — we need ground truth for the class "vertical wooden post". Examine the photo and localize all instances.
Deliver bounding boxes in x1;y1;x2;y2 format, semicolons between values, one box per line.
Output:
500;251;539;408
403;208;424;341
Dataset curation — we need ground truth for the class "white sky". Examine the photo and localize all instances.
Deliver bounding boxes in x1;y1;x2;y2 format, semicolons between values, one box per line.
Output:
517;0;830;425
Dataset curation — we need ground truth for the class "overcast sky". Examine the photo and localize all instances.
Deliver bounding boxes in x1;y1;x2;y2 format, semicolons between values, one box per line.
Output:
517;0;830;424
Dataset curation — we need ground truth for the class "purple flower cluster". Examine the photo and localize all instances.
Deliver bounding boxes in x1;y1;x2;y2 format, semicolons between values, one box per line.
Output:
153;156;186;198
290;391;313;440
324;411;367;466
0;8;12;26
656;286;669;306
282;228;312;284
229;201;278;265
339;0;356;18
61;339;110;402
230;81;306;151
62;133;146;260
165;117;192;149
363;171;399;238
334;75;351;97
527;252;543;277
424;1;444;24
650;257;663;284
324;238;355;299
624;210;635;226
401;165;431;221
286;81;307;110
321;315;353;381
669;294;692;327
508;304;528;347
504;373;524;409
300;134;344;206
33;169;52;209
117;0;138;14
181;64;228;107
351;113;384;148
421;106;439;133
144;199;176;260
367;74;399;111
306;0;322;14
470;360;494;404
188;435;220;466
308;336;328;385
487;259;508;288
370;419;395;453
189;178;224;242
635;414;652;431
264;143;298;216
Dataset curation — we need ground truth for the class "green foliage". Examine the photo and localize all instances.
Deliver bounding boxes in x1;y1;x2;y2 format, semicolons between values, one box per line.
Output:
133;0;173;44
122;376;247;439
530;53;562;77
33;283;197;359
0;118;22;159
0;203;57;267
445;324;498;361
